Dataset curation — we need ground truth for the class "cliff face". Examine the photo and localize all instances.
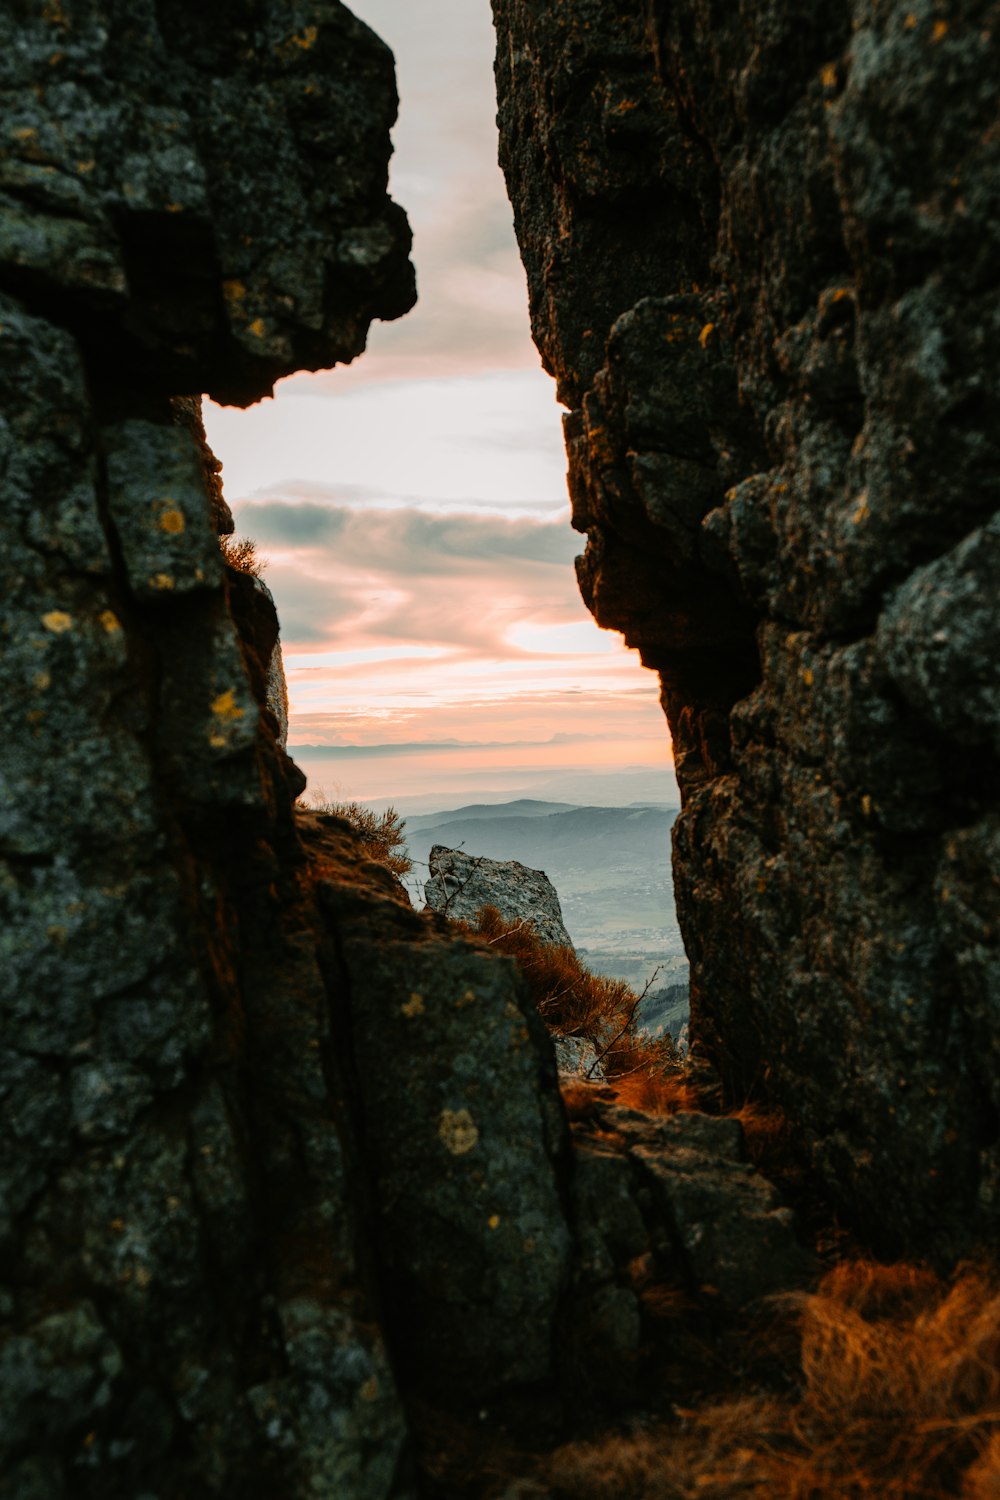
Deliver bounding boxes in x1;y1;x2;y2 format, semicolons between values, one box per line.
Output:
0;5;420;1494
493;0;1000;1255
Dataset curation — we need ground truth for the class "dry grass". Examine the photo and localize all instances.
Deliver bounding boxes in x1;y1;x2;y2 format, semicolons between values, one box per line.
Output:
609;1059;701;1114
471;903;636;1045
308;798;412;879
219;532;264;576
464;905;682;1093
547;1261;1000;1499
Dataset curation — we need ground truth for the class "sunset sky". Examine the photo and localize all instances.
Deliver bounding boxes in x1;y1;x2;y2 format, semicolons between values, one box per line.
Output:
203;0;676;810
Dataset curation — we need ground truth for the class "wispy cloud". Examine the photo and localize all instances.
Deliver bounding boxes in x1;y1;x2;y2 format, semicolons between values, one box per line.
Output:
200;0;677;805
290;734;598;757
206;372;569;513
242;501;578;567
241;500;584;654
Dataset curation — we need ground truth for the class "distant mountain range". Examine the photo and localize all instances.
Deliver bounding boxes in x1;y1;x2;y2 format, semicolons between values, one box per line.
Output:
404;798;576;829
402;798;688;996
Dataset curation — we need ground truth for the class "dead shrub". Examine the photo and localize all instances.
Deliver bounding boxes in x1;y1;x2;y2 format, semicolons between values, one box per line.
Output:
607;1048;700;1114
472;903;636;1044
464;906;684;1099
547;1262;1000;1499
558;1076;618;1122
219;532;264;576
309;798;412;879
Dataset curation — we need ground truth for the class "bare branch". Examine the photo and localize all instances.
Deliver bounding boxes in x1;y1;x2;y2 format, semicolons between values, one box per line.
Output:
586;964;662;1078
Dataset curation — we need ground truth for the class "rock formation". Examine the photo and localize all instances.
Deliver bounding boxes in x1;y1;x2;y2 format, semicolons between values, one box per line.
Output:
493;0;1000;1257
425;846;609;1076
8;0;997;1489
424;844;575;949
1;6;818;1493
1;5;418;1494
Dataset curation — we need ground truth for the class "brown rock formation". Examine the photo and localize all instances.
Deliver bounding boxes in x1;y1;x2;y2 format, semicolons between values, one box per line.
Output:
493;0;1000;1255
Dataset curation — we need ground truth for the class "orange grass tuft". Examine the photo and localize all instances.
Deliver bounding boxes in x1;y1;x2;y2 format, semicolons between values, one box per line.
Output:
547;1263;1000;1499
306;798;412;878
558;1076;618;1122
609;1062;701;1115
466;906;685;1101
219;532;264;576
470;903;637;1046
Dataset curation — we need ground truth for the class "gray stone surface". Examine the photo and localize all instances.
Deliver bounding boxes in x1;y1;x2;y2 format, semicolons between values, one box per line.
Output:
0;4;415;1494
553;1035;605;1079
0;2;415;406
321;844;573;1402
494;0;1000;1256
627;1112;810;1309
566;1099;810;1326
424;844;575;949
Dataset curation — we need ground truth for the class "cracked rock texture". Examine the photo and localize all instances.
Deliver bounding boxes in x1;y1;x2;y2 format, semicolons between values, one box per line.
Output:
1;7;806;1490
6;0;956;1490
0;4;417;1495
494;0;1000;1254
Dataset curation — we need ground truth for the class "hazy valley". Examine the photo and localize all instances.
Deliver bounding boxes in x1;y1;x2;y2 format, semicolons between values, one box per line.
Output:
402;798;688;1000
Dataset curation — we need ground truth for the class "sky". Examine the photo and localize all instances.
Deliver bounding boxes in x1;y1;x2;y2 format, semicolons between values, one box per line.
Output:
203;0;676;810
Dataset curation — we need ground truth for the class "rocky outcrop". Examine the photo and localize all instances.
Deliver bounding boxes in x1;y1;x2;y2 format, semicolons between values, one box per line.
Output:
0;4;414;405
552;1034;604;1079
560;1086;812;1407
1;4;416;1494
425;844;575;949
318;818;572;1405
493;0;1000;1256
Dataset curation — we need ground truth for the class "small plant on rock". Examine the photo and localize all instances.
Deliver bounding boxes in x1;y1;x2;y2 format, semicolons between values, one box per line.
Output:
462;904;686;1104
308;797;412;879
219;533;264;576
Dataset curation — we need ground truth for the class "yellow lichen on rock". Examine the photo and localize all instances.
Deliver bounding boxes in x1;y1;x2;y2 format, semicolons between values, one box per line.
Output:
211;688;245;722
41;610;73;633
438;1108;479;1156
157;505;185;534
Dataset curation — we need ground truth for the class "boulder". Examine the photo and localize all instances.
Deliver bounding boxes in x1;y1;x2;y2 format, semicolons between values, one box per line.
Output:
568;1100;812;1314
553;1036;604;1079
424;845;575;949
